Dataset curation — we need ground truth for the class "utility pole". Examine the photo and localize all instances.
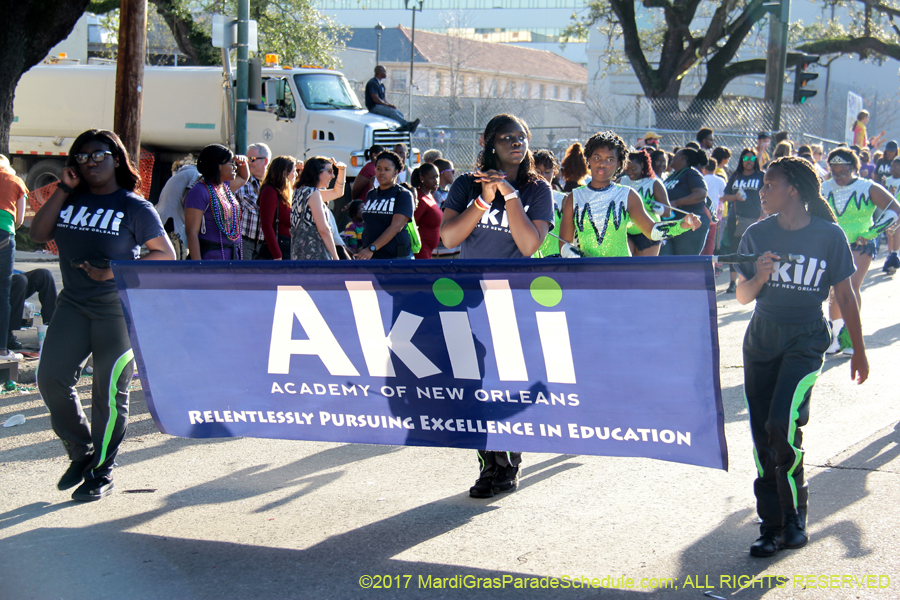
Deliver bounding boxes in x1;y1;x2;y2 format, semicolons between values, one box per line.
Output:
763;0;790;132
405;0;423;118
236;0;250;154
114;0;148;164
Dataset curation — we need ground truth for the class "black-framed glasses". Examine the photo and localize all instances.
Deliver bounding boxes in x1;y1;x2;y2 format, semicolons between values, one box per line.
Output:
74;151;113;165
248;157;266;163
742;155;757;162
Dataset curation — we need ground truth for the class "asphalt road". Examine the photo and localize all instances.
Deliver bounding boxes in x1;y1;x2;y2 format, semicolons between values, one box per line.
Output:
1;256;898;599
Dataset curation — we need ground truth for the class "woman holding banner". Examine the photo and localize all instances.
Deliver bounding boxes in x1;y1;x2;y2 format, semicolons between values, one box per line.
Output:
440;113;553;498
30;129;175;501
558;131;698;258
734;156;867;557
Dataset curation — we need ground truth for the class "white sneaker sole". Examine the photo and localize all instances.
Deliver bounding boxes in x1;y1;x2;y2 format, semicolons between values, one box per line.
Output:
825;338;841;354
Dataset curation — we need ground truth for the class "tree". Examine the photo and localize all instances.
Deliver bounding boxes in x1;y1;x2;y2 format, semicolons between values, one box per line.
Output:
0;0;91;155
565;0;900;127
95;0;347;67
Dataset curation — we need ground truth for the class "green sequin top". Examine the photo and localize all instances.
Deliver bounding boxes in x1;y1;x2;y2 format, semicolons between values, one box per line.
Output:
821;177;876;242
571;183;632;257
622;176;661;235
534;190;566;258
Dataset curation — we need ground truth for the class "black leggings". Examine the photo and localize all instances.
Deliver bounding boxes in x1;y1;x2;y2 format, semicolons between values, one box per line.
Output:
743;313;830;532
37;291;135;480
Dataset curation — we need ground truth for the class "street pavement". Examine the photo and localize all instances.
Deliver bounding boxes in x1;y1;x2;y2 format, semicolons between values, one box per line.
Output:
1;254;898;599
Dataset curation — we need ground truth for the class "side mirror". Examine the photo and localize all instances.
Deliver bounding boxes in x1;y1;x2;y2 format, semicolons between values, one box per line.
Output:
264;78;286;113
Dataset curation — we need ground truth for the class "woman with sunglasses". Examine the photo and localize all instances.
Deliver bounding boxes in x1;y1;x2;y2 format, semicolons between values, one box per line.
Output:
440;113;554;498
821;148;900;354
30;129;175;502
721;148;765;293
290;156;341;261
184;144;249;259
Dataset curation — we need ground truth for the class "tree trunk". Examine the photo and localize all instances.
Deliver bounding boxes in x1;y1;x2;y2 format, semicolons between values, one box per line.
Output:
0;0;90;156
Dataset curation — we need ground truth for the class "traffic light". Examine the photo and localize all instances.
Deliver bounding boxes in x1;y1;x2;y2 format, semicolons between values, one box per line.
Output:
793;53;819;104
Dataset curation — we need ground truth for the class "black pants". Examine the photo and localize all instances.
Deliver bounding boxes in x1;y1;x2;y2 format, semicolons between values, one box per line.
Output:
658;205;710;256
10;269;57;332
37;291;135;480
477;450;522;474
743;313;830;532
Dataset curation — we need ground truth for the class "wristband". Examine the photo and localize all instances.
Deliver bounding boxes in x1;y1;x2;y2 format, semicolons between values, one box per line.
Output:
474;196;490;211
503;191;519;201
57;182;73;194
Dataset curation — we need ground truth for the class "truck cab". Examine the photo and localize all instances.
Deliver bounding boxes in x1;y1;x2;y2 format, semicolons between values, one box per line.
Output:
255;67;417;175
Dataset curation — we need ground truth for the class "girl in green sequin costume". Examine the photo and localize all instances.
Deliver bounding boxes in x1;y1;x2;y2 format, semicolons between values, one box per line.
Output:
822;148;900;354
532;149;566;258
559;131;699;257
622;149;672;256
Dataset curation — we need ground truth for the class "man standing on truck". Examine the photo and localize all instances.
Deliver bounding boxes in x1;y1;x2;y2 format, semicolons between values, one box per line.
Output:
238;143;271;259
365;66;420;133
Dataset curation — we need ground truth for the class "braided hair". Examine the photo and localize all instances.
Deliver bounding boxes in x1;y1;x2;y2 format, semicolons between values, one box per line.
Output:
582;130;629;179
768;156;836;223
627;148;655;179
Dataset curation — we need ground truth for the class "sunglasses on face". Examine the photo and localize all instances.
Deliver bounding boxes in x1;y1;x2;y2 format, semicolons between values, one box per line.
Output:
74;151;113;165
441;169;455;175
248;157;266;163
743;155;757;162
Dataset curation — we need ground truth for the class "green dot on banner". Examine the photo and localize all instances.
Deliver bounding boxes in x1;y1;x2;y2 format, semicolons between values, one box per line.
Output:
433;278;464;307
530;276;562;307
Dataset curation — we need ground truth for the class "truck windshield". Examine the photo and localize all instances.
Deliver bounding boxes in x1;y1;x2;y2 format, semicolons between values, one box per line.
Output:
293;73;362;111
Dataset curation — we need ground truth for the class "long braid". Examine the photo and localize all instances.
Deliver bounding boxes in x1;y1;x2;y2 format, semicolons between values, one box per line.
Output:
769;156;837;223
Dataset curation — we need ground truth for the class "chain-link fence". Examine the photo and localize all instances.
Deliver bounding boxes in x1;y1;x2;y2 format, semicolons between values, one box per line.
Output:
368;87;844;173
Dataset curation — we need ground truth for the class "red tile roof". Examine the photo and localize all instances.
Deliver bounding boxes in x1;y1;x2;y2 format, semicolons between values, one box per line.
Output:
396;27;586;83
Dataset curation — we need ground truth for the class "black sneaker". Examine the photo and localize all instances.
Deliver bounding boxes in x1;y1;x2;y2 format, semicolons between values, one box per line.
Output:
782;511;808;549
884;252;900;275
6;334;22;351
725;281;736;294
491;466;519;494
72;476;114;502
408;118;421;134
749;531;783;557
57;456;94;491
469;473;495;498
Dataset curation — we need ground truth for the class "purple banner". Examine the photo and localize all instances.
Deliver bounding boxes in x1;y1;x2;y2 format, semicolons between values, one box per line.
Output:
114;257;727;469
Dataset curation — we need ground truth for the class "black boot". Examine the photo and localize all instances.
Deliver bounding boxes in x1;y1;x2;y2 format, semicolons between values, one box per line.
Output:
469;468;496;498
491;465;519;494
782;509;808;549
749;526;783;558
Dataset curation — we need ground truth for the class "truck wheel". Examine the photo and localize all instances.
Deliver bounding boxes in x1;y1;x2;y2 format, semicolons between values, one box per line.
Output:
26;159;66;191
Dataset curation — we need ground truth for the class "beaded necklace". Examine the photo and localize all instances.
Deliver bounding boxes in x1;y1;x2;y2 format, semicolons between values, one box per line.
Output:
202;178;242;259
587;181;615;193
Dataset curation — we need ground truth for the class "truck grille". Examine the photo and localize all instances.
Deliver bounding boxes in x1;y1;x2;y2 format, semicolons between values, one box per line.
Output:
373;129;411;148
